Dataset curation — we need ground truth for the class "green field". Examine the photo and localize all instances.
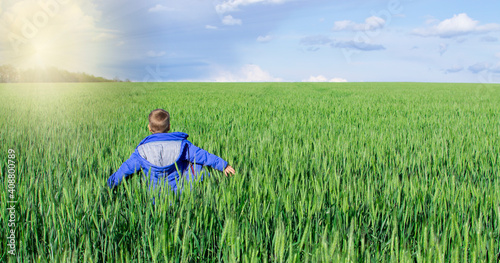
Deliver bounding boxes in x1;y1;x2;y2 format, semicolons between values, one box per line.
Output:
1;82;499;262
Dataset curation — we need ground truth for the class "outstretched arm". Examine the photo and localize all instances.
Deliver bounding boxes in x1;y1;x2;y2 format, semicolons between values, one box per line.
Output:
107;153;142;188
185;141;234;174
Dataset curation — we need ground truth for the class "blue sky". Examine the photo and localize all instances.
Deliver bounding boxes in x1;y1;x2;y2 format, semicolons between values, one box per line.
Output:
2;0;500;82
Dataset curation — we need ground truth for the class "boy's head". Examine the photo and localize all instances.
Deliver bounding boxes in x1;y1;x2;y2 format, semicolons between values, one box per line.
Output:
148;109;170;133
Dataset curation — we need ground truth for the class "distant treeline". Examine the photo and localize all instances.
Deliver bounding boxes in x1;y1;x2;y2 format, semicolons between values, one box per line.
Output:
0;64;129;83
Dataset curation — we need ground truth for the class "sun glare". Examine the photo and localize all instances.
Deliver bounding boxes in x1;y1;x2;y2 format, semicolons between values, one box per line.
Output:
2;0;113;77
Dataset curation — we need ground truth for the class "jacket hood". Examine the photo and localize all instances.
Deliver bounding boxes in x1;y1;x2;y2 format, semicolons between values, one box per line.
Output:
136;132;189;148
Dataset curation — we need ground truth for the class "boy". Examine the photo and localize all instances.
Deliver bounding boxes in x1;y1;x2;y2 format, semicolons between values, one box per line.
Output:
107;109;235;193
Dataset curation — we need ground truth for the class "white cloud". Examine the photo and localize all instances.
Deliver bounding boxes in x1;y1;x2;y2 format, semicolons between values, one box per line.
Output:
213;64;282;82
146;50;166;57
148;4;173;12
205;25;218;30
330;77;348;82
222;15;242;25
303;75;347;82
413;13;500;38
257;35;272;42
215;0;287;14
304;75;328;82
496;52;500;59
332;16;385;31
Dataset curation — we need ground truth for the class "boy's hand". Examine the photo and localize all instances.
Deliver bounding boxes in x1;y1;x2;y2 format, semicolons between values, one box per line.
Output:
224;165;235;176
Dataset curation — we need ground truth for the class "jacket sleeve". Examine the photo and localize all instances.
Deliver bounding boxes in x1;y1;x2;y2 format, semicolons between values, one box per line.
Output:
185;141;228;172
107;152;142;188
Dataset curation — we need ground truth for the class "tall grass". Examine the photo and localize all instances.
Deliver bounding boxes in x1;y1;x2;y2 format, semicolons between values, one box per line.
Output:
0;82;499;262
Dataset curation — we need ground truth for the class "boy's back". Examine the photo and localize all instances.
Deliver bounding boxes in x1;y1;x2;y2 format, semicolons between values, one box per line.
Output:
137;140;181;167
107;109;235;192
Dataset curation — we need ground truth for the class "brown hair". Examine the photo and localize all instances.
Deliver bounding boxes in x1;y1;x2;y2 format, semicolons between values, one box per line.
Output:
148;109;170;133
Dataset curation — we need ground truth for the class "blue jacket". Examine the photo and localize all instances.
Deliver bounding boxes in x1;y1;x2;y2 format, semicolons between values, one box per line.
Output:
107;132;228;192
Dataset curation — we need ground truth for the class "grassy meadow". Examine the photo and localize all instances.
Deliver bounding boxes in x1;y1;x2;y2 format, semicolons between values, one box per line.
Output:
0;82;499;262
